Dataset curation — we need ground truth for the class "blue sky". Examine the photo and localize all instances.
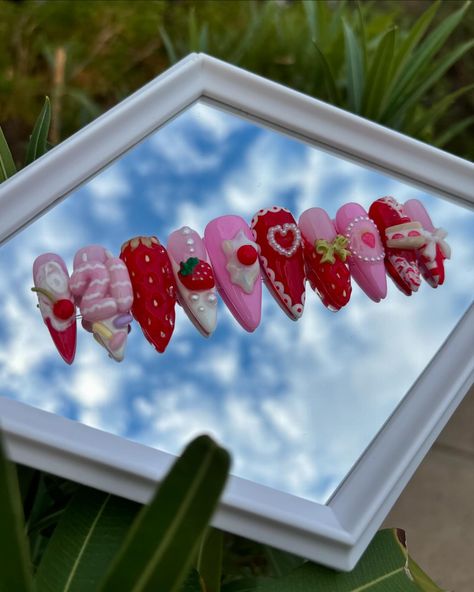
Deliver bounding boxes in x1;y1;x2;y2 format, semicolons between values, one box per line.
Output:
0;102;472;504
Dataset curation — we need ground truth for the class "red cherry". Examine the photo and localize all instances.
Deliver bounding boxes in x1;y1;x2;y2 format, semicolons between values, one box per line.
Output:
53;299;75;320
237;245;258;266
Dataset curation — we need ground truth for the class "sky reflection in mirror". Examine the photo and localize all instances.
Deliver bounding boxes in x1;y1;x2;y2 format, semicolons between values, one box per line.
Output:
1;102;473;504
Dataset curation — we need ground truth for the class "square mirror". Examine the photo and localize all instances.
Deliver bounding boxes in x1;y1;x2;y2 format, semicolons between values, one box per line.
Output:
0;54;472;570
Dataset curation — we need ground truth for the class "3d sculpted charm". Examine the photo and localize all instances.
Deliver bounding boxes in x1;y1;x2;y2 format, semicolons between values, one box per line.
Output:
168;226;218;337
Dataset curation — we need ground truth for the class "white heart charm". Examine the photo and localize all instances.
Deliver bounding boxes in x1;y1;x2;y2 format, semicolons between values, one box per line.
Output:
267;223;301;257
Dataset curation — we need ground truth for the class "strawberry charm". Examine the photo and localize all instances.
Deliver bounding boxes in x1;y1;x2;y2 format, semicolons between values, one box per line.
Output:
178;257;215;291
299;208;352;311
168;227;218;337
120;236;177;353
251;206;306;320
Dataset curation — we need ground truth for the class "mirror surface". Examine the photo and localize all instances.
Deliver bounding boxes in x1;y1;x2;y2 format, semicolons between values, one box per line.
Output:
1;102;472;504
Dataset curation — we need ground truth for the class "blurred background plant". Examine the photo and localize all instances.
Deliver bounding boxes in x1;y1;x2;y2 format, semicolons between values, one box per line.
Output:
0;0;472;165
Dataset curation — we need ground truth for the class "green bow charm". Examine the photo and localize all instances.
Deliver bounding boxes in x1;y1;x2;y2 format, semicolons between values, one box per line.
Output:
315;235;350;264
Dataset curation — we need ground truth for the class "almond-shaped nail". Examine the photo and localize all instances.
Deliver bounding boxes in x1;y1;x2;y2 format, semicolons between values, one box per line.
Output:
251;206;305;320
204;215;261;332
32;253;77;365
299;207;351;311
168;226;217;337
335;203;387;302
369;197;421;296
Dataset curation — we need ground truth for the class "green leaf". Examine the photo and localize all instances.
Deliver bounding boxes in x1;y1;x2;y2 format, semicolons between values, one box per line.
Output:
264;546;305;577
382;1;471;122
181;569;203;592
35;487;139;592
408;556;444;592
362;27;396;119
0;126;17;182
0;433;34;592
221;579;262;592
252;529;441;591
408;83;474;137
25;97;52;166
99;435;231;592
196;528;223;592
159;26;179;64
390;0;440;87
342;19;364;113
312;42;342;105
435;115;474;148
386;38;474;126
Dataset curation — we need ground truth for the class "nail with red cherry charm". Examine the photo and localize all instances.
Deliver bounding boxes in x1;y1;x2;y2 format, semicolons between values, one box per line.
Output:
251;206;306;320
32;253;77;364
204;215;262;332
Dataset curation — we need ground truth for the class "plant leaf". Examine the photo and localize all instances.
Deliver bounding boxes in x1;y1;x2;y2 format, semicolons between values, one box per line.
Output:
342;19;364;113
381;1;471;122
159;26;179;64
408;556;444;592
35;487;139;592
0;432;34;592
99;435;231;592
386;38;474;126
0;126;17;182
251;529;442;591
312;42;342;104
181;569;203;592
196;528;223;592
362;27;396;119
435;115;474;148
25;97;52;166
264;546;305;577
408;83;474;137
389;0;440;87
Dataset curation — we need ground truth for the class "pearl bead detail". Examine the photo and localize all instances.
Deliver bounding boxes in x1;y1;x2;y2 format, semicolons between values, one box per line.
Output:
190;293;199;302
186;238;194;246
344;215;385;262
181;226;191;235
267;223;301;257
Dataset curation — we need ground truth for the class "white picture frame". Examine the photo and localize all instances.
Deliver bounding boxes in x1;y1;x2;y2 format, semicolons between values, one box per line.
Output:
0;53;473;571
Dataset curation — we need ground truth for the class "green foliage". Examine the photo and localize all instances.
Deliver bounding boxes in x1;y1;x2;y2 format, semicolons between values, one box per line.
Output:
0;434;34;592
25;97;51;165
0;0;472;159
0;126;16;181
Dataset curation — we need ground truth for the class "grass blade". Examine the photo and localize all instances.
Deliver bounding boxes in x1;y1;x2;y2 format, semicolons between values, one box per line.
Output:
435;115;474;148
408;83;474;137
159;26;179;64
99;435;231;592
0;432;34;592
25;97;51;166
382;1;471;121
362;27;396;119
386;38;474;126
0;126;17;181
312;42;342;104
196;528;223;592
35;487;139;592
390;0;440;86
342;19;364;113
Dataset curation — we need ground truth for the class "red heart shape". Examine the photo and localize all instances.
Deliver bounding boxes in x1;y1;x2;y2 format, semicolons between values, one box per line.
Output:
362;232;376;248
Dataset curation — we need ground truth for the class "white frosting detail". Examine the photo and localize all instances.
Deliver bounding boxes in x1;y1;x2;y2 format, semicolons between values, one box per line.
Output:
250;206;291;227
222;230;260;294
34;260;75;332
